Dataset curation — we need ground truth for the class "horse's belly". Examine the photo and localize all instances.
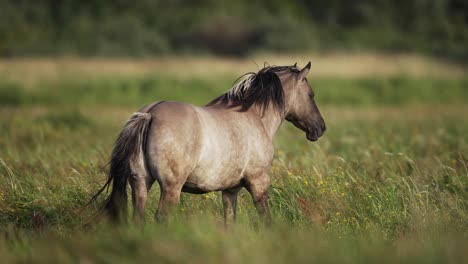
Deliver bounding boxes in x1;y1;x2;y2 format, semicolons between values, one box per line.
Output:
185;164;244;192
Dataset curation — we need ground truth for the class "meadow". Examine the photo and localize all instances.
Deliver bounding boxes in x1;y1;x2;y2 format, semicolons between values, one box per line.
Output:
0;54;467;263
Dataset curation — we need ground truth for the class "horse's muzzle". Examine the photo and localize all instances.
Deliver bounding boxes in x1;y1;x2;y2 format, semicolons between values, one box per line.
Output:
306;122;326;141
306;132;319;141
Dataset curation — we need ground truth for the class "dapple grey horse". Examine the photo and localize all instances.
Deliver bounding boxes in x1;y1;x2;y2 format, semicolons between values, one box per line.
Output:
93;62;326;226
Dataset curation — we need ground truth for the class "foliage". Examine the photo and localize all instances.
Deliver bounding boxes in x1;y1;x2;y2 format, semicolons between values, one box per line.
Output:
1;0;467;60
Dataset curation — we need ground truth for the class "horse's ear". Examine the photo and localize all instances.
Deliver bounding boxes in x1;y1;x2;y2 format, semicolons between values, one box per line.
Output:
299;62;311;78
293;62;297;67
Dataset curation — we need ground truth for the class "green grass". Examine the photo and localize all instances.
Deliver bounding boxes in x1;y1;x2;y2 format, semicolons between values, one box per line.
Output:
1;75;467;107
0;73;467;263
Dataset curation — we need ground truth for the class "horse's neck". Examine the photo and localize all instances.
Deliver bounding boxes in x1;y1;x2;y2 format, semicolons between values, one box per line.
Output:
254;107;283;140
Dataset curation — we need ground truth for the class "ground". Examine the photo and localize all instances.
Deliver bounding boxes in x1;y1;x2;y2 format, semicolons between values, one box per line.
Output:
0;53;467;263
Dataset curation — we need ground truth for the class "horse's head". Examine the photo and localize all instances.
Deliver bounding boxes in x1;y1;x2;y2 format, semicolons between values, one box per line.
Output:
206;62;325;141
282;62;326;141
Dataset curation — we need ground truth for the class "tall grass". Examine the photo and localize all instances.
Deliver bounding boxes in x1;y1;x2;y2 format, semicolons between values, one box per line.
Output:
0;72;467;262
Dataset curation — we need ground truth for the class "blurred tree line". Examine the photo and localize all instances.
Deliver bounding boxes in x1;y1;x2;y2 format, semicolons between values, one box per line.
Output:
1;0;467;60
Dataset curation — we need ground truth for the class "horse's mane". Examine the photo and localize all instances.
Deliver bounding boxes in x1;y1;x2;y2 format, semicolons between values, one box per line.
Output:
206;65;299;113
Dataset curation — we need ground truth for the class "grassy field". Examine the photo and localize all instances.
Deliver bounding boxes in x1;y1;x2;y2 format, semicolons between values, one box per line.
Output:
0;54;467;263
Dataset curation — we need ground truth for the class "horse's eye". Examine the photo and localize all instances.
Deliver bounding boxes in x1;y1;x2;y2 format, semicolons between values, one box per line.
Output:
303;78;308;82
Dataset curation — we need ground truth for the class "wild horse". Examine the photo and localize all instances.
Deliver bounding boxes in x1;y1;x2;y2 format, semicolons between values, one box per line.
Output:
92;62;326;226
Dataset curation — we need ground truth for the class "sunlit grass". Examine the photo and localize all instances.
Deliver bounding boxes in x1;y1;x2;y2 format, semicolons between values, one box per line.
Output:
0;69;467;262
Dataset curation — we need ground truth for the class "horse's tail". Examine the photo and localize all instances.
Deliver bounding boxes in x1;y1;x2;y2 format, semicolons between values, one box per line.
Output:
89;112;152;222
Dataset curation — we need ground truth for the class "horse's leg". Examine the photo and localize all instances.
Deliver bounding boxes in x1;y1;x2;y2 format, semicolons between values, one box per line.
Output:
129;175;155;223
245;173;272;225
222;189;239;229
155;183;183;223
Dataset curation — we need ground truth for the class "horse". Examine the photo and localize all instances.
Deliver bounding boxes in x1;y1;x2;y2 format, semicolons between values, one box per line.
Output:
92;62;326;226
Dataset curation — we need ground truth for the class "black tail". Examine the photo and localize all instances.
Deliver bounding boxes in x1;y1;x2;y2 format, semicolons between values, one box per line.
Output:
89;112;152;222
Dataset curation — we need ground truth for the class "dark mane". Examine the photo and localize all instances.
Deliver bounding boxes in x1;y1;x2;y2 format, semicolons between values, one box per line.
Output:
206;65;298;113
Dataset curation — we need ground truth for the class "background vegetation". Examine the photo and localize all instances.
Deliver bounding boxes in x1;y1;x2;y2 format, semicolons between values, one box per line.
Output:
1;0;468;60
